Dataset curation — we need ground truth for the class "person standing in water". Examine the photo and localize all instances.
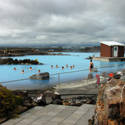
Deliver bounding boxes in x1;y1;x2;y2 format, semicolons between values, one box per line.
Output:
89;59;94;71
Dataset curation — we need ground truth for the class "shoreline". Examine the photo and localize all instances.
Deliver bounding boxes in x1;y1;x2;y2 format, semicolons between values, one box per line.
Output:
0;48;71;57
0;53;70;57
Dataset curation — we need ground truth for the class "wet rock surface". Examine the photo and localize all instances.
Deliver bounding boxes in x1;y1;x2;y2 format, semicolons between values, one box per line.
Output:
30;72;49;80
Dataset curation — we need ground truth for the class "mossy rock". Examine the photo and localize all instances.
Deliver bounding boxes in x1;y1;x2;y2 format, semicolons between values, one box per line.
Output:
0;85;23;118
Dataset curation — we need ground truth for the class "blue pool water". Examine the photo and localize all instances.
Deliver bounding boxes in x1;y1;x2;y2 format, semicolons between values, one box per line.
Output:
1;52;125;90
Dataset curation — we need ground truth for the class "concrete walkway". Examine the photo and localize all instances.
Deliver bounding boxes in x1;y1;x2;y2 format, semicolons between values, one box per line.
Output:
55;81;98;95
2;104;95;125
54;77;106;95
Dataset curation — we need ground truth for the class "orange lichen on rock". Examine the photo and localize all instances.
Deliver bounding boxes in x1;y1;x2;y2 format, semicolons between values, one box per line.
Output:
94;79;125;125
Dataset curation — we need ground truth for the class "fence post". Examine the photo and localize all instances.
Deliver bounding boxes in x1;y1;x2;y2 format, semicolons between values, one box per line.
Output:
58;73;60;87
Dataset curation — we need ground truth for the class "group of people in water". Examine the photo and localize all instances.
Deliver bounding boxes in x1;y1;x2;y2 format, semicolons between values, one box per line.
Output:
13;67;41;73
13;59;93;74
13;64;75;74
51;64;75;70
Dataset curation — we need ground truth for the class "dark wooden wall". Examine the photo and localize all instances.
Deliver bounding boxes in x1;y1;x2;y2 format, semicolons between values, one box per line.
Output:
100;43;112;57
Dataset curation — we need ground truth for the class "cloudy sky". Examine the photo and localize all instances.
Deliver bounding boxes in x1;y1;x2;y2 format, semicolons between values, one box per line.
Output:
0;0;125;45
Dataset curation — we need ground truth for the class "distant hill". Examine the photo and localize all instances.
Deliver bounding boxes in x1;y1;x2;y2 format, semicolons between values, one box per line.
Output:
0;43;100;52
0;42;99;48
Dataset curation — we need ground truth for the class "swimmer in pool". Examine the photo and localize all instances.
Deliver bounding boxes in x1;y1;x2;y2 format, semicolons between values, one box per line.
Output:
29;67;32;70
13;67;16;70
62;66;64;70
21;69;24;73
56;65;59;68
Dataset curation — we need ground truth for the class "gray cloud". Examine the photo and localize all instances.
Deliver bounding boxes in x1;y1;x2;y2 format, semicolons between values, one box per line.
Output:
0;0;125;44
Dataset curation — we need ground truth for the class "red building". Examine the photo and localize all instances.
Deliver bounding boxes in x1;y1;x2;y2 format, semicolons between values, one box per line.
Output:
100;41;124;57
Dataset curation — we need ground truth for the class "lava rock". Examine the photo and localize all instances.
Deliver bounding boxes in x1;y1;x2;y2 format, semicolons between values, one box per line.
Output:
30;72;49;80
113;74;121;79
52;99;62;105
0;58;42;65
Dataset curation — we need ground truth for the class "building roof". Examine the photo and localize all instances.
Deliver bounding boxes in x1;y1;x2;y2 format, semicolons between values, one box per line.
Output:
100;41;124;46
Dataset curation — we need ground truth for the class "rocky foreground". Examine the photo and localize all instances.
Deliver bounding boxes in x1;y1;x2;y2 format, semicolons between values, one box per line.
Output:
90;78;125;125
0;83;96;124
